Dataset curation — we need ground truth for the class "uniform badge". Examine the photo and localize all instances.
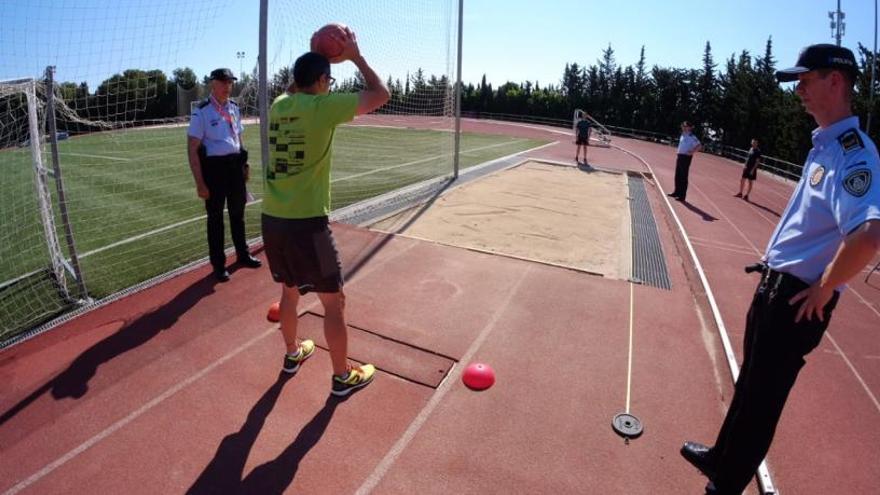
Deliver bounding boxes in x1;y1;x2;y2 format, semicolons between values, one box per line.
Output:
809;165;825;187
843;169;872;197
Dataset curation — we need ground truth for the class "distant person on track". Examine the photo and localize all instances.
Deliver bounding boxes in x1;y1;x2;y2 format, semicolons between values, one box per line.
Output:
187;68;262;283
681;44;880;495
575;115;591;164
261;29;390;397
734;138;762;201
667;121;702;202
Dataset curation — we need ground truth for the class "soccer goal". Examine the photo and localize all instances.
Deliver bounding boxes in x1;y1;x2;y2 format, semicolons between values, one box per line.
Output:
0;0;463;345
573;108;612;147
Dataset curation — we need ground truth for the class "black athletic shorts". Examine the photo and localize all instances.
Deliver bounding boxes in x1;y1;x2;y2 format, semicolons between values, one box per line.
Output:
261;214;343;294
576;134;589;145
742;166;757;180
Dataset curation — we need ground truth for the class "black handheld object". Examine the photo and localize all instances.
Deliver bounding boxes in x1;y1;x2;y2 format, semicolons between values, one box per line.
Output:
744;262;765;274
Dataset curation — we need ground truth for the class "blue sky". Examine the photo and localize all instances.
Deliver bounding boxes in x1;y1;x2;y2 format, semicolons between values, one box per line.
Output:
0;0;876;90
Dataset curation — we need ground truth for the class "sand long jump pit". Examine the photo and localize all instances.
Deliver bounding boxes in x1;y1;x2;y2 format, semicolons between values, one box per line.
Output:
368;160;635;281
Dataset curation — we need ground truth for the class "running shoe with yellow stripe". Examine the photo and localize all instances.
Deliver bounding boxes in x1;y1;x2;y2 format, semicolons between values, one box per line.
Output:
282;340;315;373
331;364;376;396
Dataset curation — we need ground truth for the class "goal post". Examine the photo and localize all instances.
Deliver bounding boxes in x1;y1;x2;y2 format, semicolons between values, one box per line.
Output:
0;0;462;345
573;108;612;147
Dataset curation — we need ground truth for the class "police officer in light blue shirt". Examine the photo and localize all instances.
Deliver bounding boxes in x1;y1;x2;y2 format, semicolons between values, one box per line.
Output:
681;44;880;495
187;68;261;282
668;120;702;202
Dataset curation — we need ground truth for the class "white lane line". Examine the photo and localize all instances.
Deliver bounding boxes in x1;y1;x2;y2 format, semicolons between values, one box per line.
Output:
825;333;880;414
611;143;779;495
2;326;278;495
688;164;880;411
3;236;417;494
625;282;635;413
354;266;533;495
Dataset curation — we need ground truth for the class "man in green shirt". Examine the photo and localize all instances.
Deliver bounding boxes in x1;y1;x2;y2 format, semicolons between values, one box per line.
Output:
262;28;389;397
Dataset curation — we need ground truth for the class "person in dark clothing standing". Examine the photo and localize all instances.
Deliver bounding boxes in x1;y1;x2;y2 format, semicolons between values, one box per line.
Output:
667;121;702;202
734;138;763;201
575;115;591;164
187;68;262;282
680;44;880;495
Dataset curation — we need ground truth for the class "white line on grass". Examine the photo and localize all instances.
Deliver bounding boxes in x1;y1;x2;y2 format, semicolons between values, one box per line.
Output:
354;265;533;495
334;139;528;183
37;139;536;264
60;152;132;162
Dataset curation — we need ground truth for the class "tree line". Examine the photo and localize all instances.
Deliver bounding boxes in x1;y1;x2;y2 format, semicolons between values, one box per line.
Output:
3;37;878;165
462;38;880;164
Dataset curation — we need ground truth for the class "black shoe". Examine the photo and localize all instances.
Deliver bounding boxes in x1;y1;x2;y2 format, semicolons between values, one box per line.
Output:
680;441;717;479
667;192;680;198
237;254;262;268
675;196;686;202
213;269;230;282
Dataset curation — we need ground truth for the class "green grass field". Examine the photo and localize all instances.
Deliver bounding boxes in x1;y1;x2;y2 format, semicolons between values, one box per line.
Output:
0;122;549;342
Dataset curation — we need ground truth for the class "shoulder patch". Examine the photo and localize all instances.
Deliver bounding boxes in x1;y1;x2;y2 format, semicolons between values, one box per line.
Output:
843;168;872;197
837;129;864;154
196;99;211;109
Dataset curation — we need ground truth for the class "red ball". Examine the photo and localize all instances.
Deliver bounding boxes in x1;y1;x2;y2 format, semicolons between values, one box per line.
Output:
310;23;348;60
267;301;281;322
462;363;495;390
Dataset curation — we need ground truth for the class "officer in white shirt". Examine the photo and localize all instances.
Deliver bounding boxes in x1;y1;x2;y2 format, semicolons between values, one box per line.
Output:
187;68;261;282
668;120;702;202
681;44;880;495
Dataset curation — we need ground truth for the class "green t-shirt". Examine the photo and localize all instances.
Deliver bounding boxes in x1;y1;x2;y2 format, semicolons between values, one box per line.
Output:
262;92;359;219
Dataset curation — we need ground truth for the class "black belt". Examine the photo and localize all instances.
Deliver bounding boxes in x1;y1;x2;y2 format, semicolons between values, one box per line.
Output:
203;152;244;166
744;262;810;296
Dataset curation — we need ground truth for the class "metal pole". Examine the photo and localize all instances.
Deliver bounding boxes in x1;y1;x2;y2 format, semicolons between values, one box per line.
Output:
837;0;842;46
258;0;269;175
25;79;70;301
452;0;463;180
45;66;88;300
868;0;877;134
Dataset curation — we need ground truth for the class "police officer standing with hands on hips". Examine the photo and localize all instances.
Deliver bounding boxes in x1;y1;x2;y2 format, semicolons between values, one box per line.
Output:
667;120;702;202
681;44;880;495
187;68;262;282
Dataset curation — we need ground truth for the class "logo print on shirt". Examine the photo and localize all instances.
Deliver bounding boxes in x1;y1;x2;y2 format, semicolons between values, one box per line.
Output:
809;165;825;187
843;169;872;197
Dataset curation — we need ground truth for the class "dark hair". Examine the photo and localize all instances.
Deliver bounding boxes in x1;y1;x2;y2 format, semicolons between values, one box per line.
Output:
293;52;330;88
681;121;692;127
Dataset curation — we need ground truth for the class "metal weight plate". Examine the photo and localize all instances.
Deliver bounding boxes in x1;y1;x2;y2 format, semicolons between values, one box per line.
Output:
612;412;643;439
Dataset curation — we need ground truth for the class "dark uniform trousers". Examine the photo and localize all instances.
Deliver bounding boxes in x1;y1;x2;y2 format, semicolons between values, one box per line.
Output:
202;152;248;271
711;269;839;494
673;153;693;199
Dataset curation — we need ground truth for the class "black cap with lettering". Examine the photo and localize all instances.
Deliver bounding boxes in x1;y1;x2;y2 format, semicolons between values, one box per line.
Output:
209;68;237;81
776;44;859;82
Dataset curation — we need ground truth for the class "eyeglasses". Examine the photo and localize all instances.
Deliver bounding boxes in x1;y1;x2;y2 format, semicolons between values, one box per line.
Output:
326;74;336;86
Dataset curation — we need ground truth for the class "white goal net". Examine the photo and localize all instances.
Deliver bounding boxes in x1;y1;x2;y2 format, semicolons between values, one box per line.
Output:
0;0;460;344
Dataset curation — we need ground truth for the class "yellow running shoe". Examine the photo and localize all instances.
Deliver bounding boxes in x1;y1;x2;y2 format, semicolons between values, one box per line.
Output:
331;364;376;396
282;340;315;373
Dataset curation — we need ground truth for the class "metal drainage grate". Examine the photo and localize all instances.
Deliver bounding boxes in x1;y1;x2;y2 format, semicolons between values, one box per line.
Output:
628;175;671;290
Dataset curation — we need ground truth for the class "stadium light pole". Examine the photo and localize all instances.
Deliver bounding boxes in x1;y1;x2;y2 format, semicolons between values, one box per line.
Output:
236;51;245;79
